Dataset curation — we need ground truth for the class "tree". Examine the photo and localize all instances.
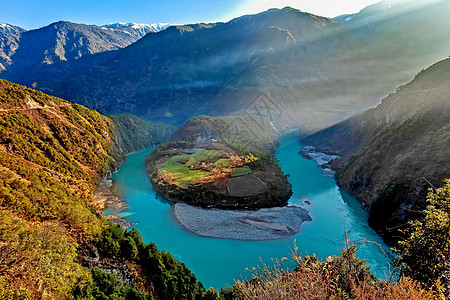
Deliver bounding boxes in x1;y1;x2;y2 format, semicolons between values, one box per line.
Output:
395;179;450;297
121;236;138;261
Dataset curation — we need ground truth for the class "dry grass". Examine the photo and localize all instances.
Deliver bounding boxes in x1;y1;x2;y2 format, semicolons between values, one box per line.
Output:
234;241;435;300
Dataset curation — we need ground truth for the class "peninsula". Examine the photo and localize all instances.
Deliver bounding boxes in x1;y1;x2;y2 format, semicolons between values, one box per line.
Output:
145;115;292;210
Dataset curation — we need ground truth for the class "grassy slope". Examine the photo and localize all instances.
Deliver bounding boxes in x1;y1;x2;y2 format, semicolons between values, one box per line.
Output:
304;58;450;243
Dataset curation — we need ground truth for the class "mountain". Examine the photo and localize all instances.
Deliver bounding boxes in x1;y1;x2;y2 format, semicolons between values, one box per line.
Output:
303;57;450;243
0;21;167;85
334;0;450;82
42;7;394;134
0;23;27;71
109;113;175;158
0;23;26;35
0;78;118;297
0;79;200;299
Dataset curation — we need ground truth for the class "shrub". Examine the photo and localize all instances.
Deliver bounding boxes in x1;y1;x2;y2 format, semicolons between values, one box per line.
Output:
395;179;450;298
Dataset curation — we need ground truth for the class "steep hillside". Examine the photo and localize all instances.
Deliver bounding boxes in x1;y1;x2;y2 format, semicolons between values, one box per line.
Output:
0;23;26;71
146;115;292;209
0;79;114;297
109;113;175;157
0;21;165;86
335;0;450;82
304;58;450;243
0;79;188;299
54;7;392;134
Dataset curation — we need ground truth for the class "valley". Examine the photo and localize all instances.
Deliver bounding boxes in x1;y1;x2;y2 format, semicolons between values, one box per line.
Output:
0;0;449;298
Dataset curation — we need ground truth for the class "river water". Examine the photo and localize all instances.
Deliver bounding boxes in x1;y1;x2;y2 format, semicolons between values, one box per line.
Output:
108;131;392;289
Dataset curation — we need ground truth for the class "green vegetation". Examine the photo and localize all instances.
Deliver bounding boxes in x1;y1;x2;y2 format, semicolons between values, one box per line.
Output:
213;158;231;167
109;113;175;155
159;153;211;188
231;165;252;177
0;79;113;297
234;242;434;299
92;224;214;300
73;267;150;300
0;79;196;299
396;179;450;298
190;149;222;163
0;209;88;299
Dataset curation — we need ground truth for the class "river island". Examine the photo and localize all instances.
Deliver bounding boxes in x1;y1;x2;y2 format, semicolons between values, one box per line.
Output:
145;115;312;239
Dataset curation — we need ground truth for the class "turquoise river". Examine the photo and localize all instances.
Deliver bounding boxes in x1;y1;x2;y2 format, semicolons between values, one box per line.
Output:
109;131;392;289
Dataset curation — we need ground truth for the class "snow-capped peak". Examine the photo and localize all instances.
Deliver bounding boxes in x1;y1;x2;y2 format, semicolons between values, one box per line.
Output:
102;22;170;33
0;23;27;34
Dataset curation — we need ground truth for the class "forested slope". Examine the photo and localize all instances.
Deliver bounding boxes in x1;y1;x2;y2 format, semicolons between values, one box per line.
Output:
0;79;203;299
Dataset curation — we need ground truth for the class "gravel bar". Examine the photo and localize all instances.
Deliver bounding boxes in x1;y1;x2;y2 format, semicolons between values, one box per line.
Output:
174;203;312;240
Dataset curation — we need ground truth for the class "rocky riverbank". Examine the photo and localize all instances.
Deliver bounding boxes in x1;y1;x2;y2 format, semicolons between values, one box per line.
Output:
299;146;339;177
174;203;312;240
94;178;132;229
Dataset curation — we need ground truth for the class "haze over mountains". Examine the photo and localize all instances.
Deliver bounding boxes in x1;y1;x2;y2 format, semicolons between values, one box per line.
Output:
55;7;380;133
304;57;450;242
335;0;450;81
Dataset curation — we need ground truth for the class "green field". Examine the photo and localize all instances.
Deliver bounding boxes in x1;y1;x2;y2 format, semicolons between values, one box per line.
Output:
231;165;253;177
159;149;223;188
213;158;231;167
190;149;222;162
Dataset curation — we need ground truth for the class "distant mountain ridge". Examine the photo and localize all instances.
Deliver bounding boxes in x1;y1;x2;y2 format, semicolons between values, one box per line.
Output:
1;1;449;134
102;22;170;37
0;20;168;84
0;23;26;71
0;23;27;34
33;2;449;134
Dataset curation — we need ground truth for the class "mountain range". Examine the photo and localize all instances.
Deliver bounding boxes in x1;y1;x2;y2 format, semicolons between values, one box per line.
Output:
0;21;169;84
1;2;449;134
103;22;170;36
0;23;26;71
42;7;386;133
16;1;447;134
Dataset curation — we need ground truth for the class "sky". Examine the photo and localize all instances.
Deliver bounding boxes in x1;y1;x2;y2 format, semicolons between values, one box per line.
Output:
0;0;381;29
